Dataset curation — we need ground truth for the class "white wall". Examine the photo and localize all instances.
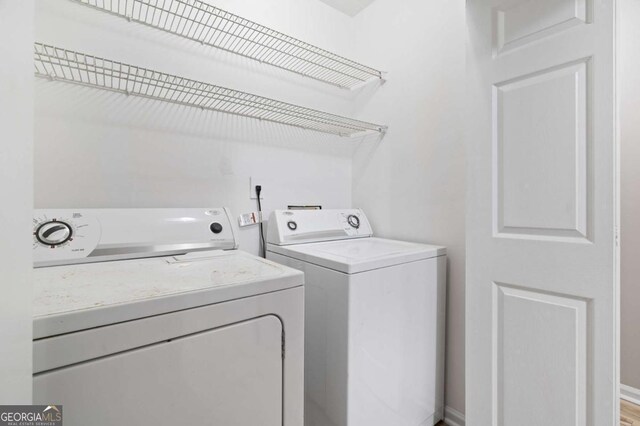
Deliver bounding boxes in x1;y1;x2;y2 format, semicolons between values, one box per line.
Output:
352;0;467;415
620;0;640;392
34;0;360;255
0;0;34;403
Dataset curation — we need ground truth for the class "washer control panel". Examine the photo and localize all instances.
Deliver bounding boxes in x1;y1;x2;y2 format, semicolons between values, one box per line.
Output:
33;208;238;267
266;209;373;246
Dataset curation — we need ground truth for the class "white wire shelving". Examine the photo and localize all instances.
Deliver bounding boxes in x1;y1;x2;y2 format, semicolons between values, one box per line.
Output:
34;43;387;137
69;0;385;90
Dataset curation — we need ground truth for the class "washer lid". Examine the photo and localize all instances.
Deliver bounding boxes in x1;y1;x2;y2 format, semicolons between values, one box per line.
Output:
268;237;446;274
33;250;303;339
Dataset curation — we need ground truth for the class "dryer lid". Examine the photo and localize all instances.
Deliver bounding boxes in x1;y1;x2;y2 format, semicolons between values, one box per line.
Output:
268;237;445;274
32;250;303;339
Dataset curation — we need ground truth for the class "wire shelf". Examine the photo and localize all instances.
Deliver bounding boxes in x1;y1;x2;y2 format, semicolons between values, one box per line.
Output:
70;0;385;89
34;43;387;137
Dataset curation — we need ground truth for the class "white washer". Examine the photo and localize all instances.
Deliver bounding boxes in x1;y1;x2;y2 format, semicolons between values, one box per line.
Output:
266;209;446;426
32;208;304;426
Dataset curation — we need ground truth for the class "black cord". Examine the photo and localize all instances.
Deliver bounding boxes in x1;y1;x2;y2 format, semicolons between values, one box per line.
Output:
256;185;266;258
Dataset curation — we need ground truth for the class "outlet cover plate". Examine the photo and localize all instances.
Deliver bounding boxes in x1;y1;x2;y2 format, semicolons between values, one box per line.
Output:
250;176;264;199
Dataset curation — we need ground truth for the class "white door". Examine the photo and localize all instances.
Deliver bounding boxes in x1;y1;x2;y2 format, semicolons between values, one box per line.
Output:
466;0;618;425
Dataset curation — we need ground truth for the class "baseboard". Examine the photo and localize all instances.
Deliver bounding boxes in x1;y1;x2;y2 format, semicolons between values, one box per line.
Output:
444;406;465;426
441;386;637;425
621;384;640;406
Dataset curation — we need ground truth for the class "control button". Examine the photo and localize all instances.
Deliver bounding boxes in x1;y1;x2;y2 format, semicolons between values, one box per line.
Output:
347;214;360;229
287;221;298;231
36;221;72;246
210;222;223;234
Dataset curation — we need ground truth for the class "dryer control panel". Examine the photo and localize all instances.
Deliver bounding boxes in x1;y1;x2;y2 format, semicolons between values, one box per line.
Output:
33;208;238;267
266;209;373;246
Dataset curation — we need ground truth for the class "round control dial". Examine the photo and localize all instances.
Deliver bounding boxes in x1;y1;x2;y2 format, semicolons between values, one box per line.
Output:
36;220;73;246
347;214;360;229
210;222;223;234
287;221;298;231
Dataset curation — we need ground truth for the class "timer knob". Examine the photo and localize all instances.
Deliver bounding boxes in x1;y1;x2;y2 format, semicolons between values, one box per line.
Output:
347;215;360;229
36;221;72;246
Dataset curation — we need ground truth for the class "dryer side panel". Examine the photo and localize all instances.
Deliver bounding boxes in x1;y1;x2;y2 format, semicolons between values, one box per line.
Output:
267;251;350;426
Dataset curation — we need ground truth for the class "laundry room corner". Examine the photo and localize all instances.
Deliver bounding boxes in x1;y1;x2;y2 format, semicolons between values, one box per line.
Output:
350;0;467;419
28;0;469;419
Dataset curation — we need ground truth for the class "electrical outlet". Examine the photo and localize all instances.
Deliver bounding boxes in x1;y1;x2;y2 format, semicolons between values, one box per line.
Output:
249;177;264;199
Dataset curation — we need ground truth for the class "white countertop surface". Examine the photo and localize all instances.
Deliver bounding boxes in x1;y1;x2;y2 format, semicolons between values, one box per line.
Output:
33;250;303;339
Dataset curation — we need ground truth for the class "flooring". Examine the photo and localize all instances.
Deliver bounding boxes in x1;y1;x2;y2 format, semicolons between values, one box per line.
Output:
436;399;640;425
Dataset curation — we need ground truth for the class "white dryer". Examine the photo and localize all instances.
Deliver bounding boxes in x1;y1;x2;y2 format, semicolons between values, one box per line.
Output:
32;208;303;426
266;209;446;426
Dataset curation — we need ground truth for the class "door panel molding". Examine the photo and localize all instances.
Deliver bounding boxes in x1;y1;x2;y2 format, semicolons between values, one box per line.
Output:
493;0;591;55
492;282;589;425
492;58;592;242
